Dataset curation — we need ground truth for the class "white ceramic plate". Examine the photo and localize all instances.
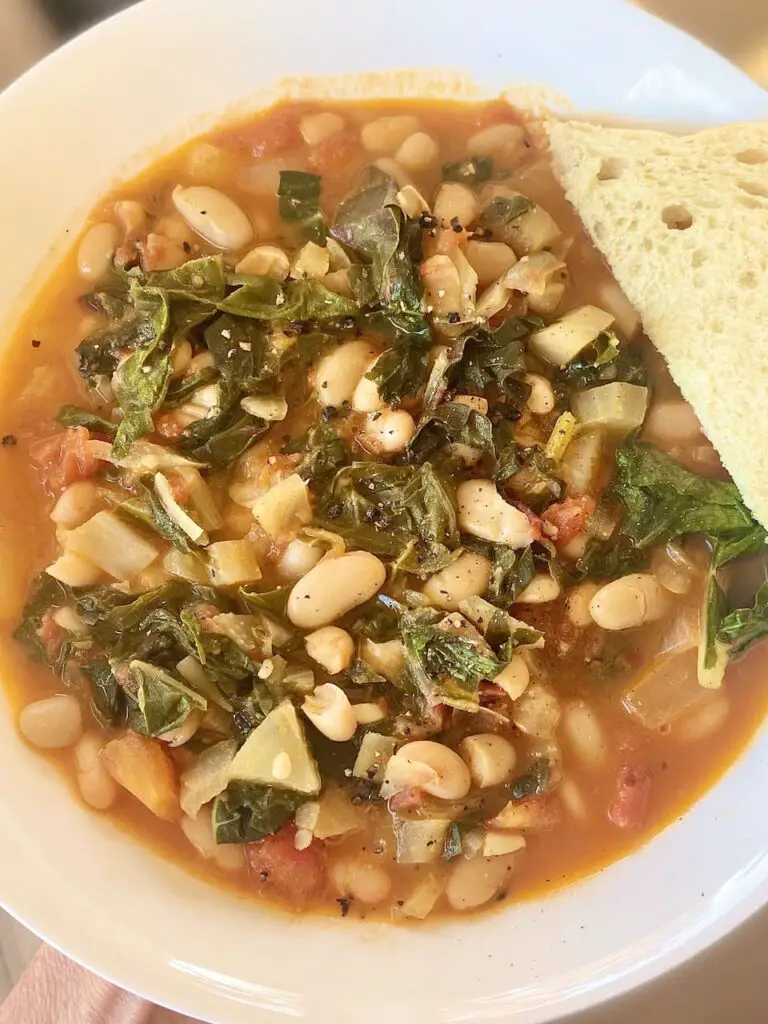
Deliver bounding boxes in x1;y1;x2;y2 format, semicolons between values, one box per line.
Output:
1;2;767;1022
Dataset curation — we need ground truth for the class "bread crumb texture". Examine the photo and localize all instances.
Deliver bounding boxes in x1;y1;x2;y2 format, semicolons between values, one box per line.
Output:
547;119;768;528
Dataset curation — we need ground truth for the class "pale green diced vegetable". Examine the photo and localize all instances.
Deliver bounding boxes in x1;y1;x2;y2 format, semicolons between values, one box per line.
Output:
394;817;451;864
352;732;398;783
162;549;210;584
251;474;312;538
544;411;577;461
176;655;233;711
106;440;204;473
203;613;263;652
297;787;362;840
240;394;288;421
528;305;614;366
561;427;605;495
154;472;207;543
504;204;561;256
179;739;237;819
177;468;223;530
66;511;159;580
622;648;710;728
573;382;649;435
46;551;102;587
228;702;321;795
207;539;262;586
397;872;445;920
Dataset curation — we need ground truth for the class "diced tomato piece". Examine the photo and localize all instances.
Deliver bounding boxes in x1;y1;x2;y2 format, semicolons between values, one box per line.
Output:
308;129;360;174
246;825;327;904
218;107;301;158
388;787;428;813
166;471;190;506
153;412;185;441
541;496;596;548
31;427;102;494
37;610;67;663
608;765;652;830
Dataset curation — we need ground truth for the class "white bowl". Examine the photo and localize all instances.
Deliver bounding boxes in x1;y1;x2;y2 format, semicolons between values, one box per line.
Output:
1;2;767;1021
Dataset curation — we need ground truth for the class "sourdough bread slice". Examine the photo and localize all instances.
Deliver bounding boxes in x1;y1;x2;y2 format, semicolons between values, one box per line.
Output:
547;119;768;527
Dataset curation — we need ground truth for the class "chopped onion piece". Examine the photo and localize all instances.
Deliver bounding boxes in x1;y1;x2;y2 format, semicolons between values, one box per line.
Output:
573;382;648;435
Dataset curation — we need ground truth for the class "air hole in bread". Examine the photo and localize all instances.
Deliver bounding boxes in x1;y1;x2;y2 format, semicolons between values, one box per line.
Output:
737;195;762;210
597;157;625;181
691;250;706;269
661;204;693;230
739;269;758;289
737;179;768;200
594;220;605;241
735;148;768;165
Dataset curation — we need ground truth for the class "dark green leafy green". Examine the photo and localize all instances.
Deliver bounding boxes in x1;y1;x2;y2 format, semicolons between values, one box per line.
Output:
718;578;768;656
610;443;766;568
510;757;550;800
117;484;196;553
81;658;126;728
145;256;226;303
283;422;349;484
212;782;307;844
119;659;207;736
14;574;73;670
448;318;539;406
220;277;357;323
278;170;326;243
554;334;646;396
318;463;459;575
56;405;116;437
442;156;493;184
478;195;534;231
401;613;502;711
407;402;495;466
464;542;536;608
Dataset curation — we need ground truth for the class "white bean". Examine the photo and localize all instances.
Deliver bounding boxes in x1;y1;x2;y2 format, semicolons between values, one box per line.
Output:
433;183;479;228
422;551;492;611
523;373;556;415
361;115;420;155
565;582;601;627
315;339;378;408
467;123;525;158
19;695;83;749
384;740;471;800
171;185;253;250
50;480;99;529
515;574;561;604
465;240;517;288
237;160;284;196
460;733;516;788
363;409;415;454
77;222;119;282
457;479;534;548
300;111;345;146
493;655;530;700
74;732;117;810
676;693;730;743
45;551;102;587
512;683;561;739
181;809;244;871
589;573;668;630
302;683;357;742
561;700;608;768
446;853;518;911
235;244;290;280
396;184;431;219
559;778;588;823
287;551;386;628
278;538;323;579
305;626;355;675
114;199;147;234
644;400;701;445
373;158;413;188
395;132;439;171
351;359;385;413
331;857;392;904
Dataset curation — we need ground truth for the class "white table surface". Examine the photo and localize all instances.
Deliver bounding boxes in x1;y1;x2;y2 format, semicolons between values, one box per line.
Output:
1;0;767;1019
